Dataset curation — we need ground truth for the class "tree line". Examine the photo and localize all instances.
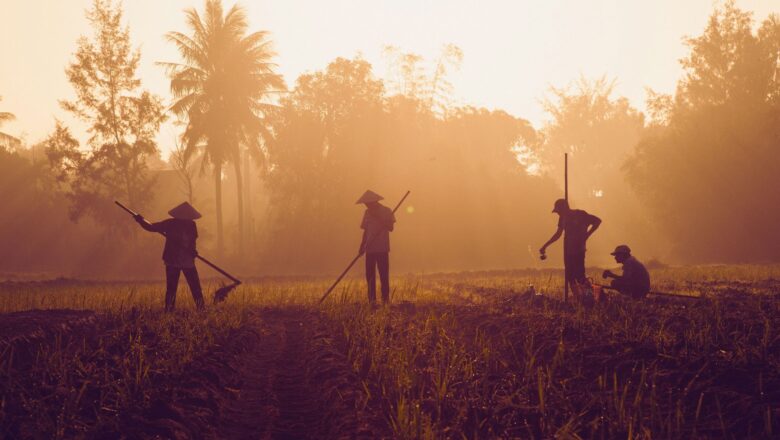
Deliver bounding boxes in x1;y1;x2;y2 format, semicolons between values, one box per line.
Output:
0;0;778;277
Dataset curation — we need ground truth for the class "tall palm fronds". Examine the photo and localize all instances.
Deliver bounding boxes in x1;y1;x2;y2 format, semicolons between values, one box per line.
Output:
162;0;284;255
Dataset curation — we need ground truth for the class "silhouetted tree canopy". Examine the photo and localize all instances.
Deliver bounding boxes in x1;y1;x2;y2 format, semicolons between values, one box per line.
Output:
626;2;780;262
162;0;284;256
263;57;559;273
5;1;780;277
540;76;655;258
46;0;165;228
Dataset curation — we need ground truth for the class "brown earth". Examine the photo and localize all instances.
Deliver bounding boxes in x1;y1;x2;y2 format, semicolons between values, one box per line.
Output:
0;307;388;439
3;282;779;438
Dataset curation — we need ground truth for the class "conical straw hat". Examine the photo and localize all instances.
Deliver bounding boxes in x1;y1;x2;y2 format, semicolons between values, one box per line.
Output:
168;202;202;220
356;190;384;204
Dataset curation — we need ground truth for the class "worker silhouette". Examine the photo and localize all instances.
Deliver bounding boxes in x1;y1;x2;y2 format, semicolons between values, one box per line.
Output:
134;202;205;312
357;190;396;305
603;245;651;299
540;199;601;285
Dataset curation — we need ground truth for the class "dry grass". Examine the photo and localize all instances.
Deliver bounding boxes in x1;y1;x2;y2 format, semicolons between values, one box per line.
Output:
1;264;779;438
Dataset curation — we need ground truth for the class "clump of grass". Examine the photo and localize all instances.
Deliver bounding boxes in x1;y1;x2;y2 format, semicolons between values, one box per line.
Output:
321;266;780;438
1;264;779;438
0;305;248;437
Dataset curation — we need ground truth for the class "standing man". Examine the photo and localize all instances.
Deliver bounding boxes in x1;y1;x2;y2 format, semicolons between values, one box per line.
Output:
357;190;396;305
602;245;651;299
539;199;601;285
134;201;205;312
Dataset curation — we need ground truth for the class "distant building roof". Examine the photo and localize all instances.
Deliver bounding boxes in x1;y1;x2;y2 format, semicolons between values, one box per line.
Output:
0;132;21;150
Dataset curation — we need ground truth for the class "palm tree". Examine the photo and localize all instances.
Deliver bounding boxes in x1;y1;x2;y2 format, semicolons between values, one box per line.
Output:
162;0;284;256
0;96;15;128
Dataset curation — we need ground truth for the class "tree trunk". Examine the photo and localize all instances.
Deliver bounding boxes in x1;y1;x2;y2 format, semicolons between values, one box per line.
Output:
234;156;245;258
244;147;253;250
215;163;224;256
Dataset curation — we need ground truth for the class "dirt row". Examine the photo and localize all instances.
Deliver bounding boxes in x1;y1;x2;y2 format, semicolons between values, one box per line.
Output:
398;293;780;438
0;307;390;439
130;307;387;439
0;309;99;368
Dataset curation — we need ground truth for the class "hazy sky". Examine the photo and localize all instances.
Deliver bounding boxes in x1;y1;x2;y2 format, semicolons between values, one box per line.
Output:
1;0;777;157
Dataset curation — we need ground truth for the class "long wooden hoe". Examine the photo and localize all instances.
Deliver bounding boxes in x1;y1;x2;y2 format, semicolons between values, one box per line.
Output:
115;200;242;303
319;190;411;304
594;283;703;300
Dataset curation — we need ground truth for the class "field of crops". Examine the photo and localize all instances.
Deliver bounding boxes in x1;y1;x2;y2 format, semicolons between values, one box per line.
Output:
1;265;779;439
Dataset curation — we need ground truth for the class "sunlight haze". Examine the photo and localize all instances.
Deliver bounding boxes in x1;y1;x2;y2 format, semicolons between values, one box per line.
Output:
2;0;776;155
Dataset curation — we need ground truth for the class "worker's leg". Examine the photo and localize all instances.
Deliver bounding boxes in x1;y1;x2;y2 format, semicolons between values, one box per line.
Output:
610;279;632;297
365;253;378;304
165;265;181;312
182;266;205;311
377;252;390;304
611;280;645;299
569;252;586;283
564;252;586;283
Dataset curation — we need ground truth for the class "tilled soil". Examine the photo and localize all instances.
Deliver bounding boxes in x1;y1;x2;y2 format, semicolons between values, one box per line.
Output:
215;308;337;439
212;307;383;439
3;290;780;438
0;308;97;342
0;307;386;439
0;309;99;367
121;307;386;439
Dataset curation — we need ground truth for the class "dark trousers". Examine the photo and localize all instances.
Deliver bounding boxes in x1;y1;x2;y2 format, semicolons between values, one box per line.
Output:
165;265;205;311
611;279;648;299
365;252;390;304
564;252;586;284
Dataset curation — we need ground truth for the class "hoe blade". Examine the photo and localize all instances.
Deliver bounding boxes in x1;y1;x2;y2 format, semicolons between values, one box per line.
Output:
213;283;239;304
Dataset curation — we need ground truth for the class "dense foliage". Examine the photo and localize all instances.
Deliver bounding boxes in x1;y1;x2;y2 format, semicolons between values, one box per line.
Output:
626;3;780;262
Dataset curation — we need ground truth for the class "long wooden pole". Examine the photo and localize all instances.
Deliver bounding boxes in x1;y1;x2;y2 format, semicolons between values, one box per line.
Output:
594;284;702;300
564;153;569;303
565;153;569;201
114;201;242;285
319;190;411;304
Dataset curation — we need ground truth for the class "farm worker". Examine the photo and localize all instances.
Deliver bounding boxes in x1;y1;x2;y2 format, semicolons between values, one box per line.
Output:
134;202;205;312
357;190;396;305
602;245;651;299
539;199;602;285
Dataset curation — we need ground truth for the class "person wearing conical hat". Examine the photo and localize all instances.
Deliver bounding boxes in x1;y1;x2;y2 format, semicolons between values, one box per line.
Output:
357;190;396;305
134;202;205;311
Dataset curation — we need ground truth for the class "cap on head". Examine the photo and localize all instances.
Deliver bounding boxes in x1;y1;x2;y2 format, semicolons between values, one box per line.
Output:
552;198;569;213
611;245;632;256
356;190;384;204
168;202;202;220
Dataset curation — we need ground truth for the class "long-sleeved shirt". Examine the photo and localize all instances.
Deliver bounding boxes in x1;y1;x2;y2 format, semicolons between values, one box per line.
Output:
140;218;198;268
360;204;395;254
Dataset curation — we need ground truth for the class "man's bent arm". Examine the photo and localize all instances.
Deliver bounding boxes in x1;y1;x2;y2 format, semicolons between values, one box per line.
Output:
585;216;602;239
135;215;162;233
541;227;563;252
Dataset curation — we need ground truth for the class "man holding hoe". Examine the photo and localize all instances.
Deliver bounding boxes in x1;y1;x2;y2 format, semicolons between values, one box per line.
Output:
540;198;602;287
357;190;396;305
133;202;205;312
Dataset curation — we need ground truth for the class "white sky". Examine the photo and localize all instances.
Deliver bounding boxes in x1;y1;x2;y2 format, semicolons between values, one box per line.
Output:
1;0;777;157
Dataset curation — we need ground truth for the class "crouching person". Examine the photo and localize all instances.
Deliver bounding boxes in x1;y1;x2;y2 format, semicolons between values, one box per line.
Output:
134;202;205;312
602;245;650;299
